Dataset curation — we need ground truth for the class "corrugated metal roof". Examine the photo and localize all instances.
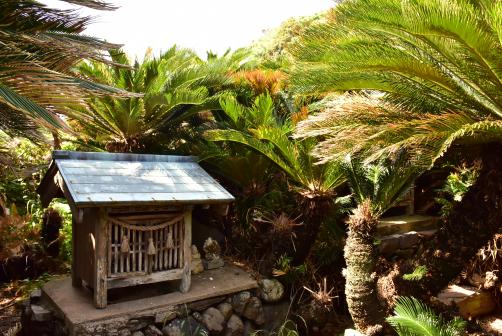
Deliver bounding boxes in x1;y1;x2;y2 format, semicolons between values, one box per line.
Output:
49;151;234;207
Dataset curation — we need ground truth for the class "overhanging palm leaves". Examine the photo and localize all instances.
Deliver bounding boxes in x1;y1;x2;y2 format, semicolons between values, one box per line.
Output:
205;94;344;263
291;0;502;168
295;95;502;169
0;0;127;138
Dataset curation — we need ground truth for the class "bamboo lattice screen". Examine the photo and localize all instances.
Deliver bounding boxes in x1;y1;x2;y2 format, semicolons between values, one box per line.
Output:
107;213;185;276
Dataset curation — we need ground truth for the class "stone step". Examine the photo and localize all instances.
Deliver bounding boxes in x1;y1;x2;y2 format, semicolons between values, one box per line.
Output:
378;230;437;255
436;285;497;319
377;214;439;236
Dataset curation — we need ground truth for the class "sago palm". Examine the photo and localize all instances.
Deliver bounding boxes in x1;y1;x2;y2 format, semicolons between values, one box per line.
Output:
291;3;502;331
0;0;127;138
341;154;422;335
387;296;466;336
74;47;245;152
290;0;502;168
205;94;345;263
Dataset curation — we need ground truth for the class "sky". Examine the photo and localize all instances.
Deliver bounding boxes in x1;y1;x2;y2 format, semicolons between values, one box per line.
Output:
42;0;335;59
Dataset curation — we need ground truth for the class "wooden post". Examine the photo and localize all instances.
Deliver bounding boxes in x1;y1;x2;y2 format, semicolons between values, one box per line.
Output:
71;215;81;287
180;206;192;293
93;208;108;309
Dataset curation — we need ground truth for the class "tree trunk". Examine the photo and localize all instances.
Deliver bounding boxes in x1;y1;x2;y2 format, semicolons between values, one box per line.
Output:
292;195;334;265
345;200;384;335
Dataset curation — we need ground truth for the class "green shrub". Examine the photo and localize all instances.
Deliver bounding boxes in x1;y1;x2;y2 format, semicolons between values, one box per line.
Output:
402;266;428;281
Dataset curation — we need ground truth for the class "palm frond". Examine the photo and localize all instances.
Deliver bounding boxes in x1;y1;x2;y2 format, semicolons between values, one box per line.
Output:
387;297;466;336
0;0;128;138
290;0;502;117
342;153;421;216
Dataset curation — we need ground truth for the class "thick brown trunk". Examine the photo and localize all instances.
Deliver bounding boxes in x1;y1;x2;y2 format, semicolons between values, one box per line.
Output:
345;200;384;335
292;196;334;265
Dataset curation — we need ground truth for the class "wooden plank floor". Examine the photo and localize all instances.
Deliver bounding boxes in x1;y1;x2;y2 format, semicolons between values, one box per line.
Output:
43;264;257;327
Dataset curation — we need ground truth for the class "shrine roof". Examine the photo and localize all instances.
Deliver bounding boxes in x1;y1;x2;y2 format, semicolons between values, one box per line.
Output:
38;150;234;207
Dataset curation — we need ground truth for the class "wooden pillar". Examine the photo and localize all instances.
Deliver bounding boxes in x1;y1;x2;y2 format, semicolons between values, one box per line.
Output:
71;215;81;287
93;208;108;308
180;206;192;293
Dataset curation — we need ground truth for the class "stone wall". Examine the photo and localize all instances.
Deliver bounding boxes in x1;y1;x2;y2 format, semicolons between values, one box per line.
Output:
21;279;287;336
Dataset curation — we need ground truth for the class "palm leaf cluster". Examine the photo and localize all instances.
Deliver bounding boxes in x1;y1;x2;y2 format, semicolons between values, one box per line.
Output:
387;297;466;336
342;153;421;217
0;0;127;139
291;0;502;168
74;47;249;151
205;94;344;196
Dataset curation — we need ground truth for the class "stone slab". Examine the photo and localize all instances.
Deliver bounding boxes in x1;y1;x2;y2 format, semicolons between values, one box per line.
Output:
42;264;257;335
377;215;439;236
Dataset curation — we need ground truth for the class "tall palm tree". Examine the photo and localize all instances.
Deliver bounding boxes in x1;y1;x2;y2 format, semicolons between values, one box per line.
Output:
341;154;421;335
290;0;501;332
74;47;248;152
290;0;502;168
205;94;345;263
0;0;127;139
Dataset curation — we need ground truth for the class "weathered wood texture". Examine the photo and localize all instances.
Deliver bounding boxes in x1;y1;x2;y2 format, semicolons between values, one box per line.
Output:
40;151;234;207
180;207;192;293
107;212;186;278
93;208;108;308
42;264;258;330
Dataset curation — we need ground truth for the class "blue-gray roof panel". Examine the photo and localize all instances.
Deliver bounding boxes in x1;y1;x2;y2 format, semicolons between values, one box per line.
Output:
53;154;234;206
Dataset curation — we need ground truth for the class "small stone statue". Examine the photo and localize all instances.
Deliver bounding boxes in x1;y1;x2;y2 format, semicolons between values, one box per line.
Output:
191;245;204;274
202;237;224;270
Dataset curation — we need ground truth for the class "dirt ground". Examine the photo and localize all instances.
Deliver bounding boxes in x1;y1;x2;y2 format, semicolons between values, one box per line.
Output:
0;304;21;335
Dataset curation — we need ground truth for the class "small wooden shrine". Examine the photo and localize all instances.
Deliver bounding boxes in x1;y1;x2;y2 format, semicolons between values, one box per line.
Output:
38;151;234;308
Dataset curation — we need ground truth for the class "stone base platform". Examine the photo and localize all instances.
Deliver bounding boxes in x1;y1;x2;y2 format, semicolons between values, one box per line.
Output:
41;264;258;335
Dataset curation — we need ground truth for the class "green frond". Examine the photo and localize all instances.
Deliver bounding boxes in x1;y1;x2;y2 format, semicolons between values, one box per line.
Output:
0;0;129;138
342;153;421;216
289;0;502;118
387;296;466;336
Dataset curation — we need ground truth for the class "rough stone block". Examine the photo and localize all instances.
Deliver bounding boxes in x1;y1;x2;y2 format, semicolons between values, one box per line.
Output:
217;302;233;321
202;307;225;333
203;258;224;270
399;231;421;249
242;297;265;325
258;279;285;303
31;304;52;322
224;314;244;336
30;289;42;303
378;234;400;254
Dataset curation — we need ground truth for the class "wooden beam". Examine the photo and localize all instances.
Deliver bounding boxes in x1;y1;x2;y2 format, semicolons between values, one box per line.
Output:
180;206;192;293
107;269;184;289
93;208;108;308
71;215;81;287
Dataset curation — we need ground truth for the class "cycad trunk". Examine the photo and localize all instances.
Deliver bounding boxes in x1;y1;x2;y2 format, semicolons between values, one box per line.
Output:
345;200;384;335
292;196;334;265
